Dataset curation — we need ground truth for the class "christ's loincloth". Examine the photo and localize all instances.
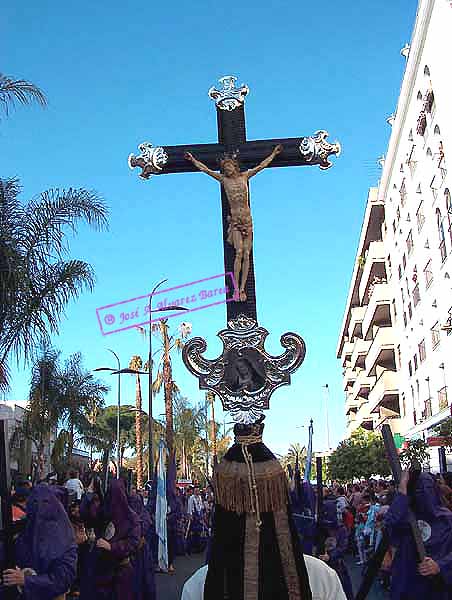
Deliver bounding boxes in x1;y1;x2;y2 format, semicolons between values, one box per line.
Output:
226;215;253;245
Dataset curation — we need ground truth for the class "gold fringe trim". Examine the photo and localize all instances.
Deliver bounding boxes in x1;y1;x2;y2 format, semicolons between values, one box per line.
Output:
244;513;260;600
274;510;303;600
213;458;289;514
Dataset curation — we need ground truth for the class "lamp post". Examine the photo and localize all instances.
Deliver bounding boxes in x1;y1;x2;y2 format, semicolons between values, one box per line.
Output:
94;360;150;480
94;349;121;478
146;279;189;482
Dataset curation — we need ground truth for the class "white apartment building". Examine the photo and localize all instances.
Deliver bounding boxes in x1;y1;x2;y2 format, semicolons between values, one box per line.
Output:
337;0;452;470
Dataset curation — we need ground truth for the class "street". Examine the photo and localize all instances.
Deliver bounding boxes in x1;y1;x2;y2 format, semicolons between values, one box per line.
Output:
155;553;390;600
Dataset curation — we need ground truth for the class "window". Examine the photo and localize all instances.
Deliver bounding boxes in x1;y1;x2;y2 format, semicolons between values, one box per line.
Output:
387;255;392;279
403;312;407;327
397;345;402;369
434;124;441;136
397;206;401;222
392;219;397;234
413;282;421;307
400;179;407;206
416;201;425;232
417;111;427;136
392;299;397;321
400;287;405;303
437;209;447;262
408;361;413;377
406;230;414;255
418;339;426;362
398;265;403;280
431;176;438;201
413;354;418;371
409;128;414;141
431;321;441;349
408;302;413;319
424;260;433;288
424;65;430;77
446;189;452;243
401;392;406;416
438;387;448;411
407;145;417;177
403;253;407;269
425;89;435;114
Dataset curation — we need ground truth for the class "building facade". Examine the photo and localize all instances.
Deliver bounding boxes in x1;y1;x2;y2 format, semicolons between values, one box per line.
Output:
337;0;452;470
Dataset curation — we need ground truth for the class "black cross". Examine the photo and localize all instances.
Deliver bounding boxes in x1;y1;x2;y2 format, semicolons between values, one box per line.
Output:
129;76;340;323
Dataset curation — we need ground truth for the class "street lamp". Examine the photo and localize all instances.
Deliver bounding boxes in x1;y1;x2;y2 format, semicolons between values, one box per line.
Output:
94;361;149;479
146;279;189;481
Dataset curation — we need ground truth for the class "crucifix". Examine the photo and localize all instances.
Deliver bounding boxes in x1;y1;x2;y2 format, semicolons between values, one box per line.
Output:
129;75;340;424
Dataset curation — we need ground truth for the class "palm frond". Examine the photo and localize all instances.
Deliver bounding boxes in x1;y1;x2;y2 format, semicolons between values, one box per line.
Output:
0;73;46;117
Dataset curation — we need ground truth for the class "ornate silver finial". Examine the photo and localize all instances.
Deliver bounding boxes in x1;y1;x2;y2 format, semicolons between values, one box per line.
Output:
182;314;306;424
299;130;341;170
128;142;168;180
208;76;249;111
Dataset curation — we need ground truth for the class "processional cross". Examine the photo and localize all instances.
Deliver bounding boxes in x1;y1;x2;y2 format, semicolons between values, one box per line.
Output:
129;76;340;423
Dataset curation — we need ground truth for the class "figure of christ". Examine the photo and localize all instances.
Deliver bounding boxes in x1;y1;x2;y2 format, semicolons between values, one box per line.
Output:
185;144;283;301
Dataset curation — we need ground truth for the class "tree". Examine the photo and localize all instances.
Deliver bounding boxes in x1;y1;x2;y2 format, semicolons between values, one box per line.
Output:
399;438;430;468
0;72;46;118
328;429;390;482
281;443;307;474
58;352;109;460
0;178;108;391
173;395;204;479
129;355;144;488
13;346;63;481
152;321;192;454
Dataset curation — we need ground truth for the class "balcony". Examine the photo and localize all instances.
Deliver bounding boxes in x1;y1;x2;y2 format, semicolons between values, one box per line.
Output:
349;372;375;404
362;283;392;340
359;241;386;304
354;402;375;431
348;306;366;340
367;370;399;414
341;341;355;367
343;367;357;391
365;327;396;377
350;338;371;369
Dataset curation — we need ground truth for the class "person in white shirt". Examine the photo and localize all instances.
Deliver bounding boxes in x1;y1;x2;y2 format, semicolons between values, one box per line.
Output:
186;486;205;554
64;469;84;501
181;554;348;600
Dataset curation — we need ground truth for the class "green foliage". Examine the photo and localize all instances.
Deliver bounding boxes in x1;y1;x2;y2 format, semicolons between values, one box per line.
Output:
0;177;108;391
0;72;46;117
399;438;430;467
328;428;390;482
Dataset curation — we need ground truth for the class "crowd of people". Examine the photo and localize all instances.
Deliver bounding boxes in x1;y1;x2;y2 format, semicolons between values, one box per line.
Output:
0;468;215;600
303;472;452;599
3;456;452;599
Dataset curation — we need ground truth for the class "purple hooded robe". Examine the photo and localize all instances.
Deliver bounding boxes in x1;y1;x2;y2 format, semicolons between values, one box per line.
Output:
14;483;77;600
80;479;140;600
129;494;156;600
385;472;452;600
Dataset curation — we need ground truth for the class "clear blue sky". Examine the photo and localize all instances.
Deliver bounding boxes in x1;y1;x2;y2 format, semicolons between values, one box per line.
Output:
2;1;417;457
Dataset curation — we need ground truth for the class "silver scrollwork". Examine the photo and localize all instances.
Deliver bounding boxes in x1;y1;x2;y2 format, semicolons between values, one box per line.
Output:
182;314;306;424
128;142;168;180
299;130;341;170
208;75;249;111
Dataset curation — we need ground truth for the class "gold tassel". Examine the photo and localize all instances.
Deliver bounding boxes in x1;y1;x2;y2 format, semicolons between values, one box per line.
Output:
213;458;289;515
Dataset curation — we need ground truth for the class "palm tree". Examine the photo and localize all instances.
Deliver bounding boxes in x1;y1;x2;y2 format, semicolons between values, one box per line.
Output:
0;72;46;118
281;443;307;475
12;346;63;481
0;177;108;391
173;395;204;479
129;354;144;488
152;320;192;455
58;352;109;460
